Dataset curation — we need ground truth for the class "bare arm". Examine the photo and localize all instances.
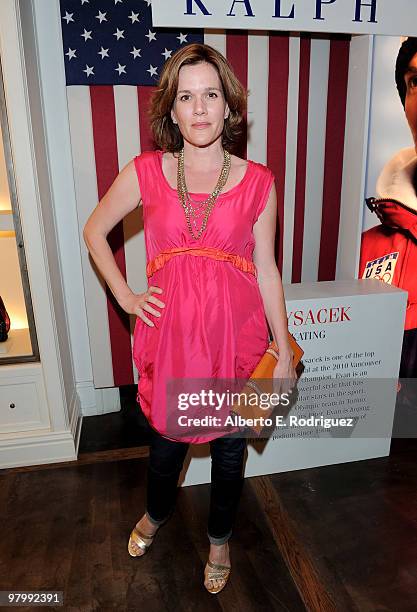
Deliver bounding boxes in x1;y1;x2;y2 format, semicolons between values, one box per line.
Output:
82;160;164;324
83;160;141;302
253;185;297;393
253;183;296;392
253;183;293;358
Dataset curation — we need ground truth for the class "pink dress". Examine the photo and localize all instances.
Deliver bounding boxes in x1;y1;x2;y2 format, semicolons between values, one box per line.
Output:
132;150;274;444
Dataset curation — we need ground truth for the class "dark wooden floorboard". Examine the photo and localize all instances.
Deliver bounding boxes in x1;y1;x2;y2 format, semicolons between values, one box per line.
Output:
79;386;150;453
176;479;306;611
2;421;417;611
250;475;347;612
265;444;417;612
0;457;304;611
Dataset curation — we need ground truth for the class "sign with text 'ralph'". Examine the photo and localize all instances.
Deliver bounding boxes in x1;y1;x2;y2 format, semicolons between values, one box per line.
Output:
152;0;417;37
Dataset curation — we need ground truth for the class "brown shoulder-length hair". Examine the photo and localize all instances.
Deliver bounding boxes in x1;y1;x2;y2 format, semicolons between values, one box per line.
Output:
149;43;247;153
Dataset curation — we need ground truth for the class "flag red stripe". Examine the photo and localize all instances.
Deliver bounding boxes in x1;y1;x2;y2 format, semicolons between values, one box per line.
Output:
318;37;351;281
90;86;134;386
137;85;156;151
226;31;248;159
292;35;311;283
267;33;290;276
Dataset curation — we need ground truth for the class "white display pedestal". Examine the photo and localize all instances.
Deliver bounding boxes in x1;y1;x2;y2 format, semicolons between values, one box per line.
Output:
180;279;407;486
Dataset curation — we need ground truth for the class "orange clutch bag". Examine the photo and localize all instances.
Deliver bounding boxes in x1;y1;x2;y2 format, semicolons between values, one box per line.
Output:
231;332;304;435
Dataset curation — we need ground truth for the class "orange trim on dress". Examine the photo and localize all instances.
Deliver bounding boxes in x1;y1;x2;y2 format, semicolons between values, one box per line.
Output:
146;246;257;279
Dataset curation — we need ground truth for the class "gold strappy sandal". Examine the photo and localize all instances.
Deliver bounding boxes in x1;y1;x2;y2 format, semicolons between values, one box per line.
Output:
204;560;231;594
127;526;155;557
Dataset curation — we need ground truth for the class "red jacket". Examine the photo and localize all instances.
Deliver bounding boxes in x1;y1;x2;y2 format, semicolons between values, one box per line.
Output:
359;148;417;331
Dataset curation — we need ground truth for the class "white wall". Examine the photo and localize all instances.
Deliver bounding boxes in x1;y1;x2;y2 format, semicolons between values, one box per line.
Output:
18;0;77;425
27;0;120;415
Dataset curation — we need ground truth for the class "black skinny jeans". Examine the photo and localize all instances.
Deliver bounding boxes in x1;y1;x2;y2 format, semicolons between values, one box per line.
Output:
145;428;247;545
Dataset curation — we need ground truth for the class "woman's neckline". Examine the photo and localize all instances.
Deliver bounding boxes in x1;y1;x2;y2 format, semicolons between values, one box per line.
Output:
156;149;252;197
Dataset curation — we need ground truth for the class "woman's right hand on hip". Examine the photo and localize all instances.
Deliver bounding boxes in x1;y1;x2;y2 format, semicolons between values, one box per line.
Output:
120;286;165;326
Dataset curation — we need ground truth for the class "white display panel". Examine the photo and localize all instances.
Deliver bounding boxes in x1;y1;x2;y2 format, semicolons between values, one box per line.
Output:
181;279;407;486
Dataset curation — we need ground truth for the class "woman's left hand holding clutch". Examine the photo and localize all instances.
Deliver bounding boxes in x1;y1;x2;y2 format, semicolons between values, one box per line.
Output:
272;347;297;398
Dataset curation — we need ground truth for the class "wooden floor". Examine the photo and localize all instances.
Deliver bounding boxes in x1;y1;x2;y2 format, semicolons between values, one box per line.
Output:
1;393;417;611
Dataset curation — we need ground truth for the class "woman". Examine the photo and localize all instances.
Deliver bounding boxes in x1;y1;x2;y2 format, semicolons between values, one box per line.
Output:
83;43;297;595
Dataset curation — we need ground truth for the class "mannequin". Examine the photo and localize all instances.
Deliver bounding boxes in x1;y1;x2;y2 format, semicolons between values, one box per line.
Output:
359;38;417;433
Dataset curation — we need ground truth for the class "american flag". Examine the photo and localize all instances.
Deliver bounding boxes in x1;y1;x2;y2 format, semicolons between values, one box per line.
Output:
60;0;203;84
59;2;353;390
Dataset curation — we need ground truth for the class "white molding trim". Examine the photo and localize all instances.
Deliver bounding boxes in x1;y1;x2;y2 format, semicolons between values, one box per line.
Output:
68;387;83;454
77;381;121;416
0;429;77;470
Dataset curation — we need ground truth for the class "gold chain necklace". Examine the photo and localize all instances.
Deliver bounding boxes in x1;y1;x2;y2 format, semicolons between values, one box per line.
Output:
177;147;231;240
